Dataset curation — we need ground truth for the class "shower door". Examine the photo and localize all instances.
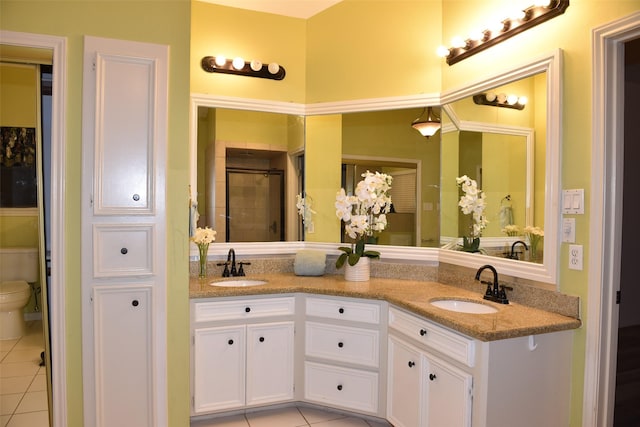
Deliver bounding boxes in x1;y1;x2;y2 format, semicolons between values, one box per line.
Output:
226;169;284;242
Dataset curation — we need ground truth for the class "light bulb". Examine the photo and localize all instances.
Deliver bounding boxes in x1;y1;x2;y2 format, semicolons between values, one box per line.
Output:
214;56;226;67
518;96;528;105
436;45;451;58
250;60;262;71
507;94;519;105
232;57;245;70
268;62;280;74
490;21;506;34
534;0;552;7
485;92;497;102
451;36;466;49
511;9;526;21
469;29;485;42
497;93;507;104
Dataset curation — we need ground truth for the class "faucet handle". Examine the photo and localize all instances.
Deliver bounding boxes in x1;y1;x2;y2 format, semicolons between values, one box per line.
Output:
237;262;251;277
498;285;513;302
217;262;230;277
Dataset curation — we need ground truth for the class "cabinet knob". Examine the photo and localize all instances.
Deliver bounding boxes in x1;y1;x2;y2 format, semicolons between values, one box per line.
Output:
120;247;128;255
338;342;344;348
338;308;344;314
429;373;437;381
337;384;343;391
131;300;139;307
228;339;234;345
132;193;140;201
259;337;265;342
245;307;251;313
419;329;427;336
408;361;415;368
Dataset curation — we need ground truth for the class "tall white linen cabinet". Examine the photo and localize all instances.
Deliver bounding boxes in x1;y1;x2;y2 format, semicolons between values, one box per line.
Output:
81;36;168;427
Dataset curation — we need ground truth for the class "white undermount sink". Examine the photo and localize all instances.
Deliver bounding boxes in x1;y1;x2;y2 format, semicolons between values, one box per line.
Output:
209;279;268;287
430;299;498;314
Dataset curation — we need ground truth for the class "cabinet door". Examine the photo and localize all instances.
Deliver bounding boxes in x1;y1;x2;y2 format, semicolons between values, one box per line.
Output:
193;325;246;413
246;322;295;406
424;355;472;427
93;286;153;426
387;336;423;427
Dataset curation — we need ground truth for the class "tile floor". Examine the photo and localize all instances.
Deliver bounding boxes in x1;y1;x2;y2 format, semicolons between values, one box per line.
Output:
191;404;392;427
0;320;49;427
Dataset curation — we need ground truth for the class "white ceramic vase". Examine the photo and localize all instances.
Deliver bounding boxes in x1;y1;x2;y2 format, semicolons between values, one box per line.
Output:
344;257;370;282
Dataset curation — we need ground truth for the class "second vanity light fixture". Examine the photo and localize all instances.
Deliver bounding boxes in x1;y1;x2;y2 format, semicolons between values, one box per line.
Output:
437;0;570;65
411;107;441;138
201;55;286;80
473;92;528;110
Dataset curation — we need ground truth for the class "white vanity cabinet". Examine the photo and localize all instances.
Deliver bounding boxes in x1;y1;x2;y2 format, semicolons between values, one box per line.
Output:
387;312;473;427
191;296;296;415
387;306;573;427
302;296;387;416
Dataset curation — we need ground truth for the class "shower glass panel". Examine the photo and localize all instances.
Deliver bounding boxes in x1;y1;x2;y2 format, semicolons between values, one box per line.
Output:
226;169;284;242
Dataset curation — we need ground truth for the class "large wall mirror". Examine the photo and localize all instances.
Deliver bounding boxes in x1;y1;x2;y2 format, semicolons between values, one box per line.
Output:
190;50;562;286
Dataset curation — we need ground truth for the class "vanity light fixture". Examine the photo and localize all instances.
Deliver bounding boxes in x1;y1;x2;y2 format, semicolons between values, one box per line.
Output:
473;92;527;110
201;56;286;80
437;0;569;65
411;107;441;138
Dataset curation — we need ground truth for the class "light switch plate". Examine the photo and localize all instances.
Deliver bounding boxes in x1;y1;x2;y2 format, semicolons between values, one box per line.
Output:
562;189;585;214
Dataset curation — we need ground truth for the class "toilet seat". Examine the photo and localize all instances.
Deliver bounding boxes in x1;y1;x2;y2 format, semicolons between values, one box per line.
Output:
0;281;30;295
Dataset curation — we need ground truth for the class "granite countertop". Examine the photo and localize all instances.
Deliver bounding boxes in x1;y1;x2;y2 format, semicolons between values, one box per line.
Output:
189;273;581;342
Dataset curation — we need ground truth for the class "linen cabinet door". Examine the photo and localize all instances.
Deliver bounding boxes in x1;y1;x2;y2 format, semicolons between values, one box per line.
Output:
93;285;153;426
387;336;424;427
193;325;246;413
424;355;472;427
246;322;295;406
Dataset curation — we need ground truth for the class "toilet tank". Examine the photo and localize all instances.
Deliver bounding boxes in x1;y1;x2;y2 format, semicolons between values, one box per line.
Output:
0;247;39;282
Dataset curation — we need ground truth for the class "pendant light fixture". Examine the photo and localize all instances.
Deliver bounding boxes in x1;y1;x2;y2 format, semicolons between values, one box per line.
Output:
411;107;441;138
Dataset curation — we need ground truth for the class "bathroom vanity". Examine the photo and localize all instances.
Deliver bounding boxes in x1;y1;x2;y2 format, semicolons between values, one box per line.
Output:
190;274;579;427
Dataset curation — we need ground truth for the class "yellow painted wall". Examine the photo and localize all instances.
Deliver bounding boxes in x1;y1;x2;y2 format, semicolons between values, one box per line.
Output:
0;1;191;426
190;2;306;102
305;114;342;242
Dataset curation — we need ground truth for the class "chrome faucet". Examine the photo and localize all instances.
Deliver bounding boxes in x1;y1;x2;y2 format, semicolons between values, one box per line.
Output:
508;240;528;260
475;264;511;304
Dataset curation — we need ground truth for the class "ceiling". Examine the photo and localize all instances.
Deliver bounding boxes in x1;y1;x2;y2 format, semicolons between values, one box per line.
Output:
197;0;343;19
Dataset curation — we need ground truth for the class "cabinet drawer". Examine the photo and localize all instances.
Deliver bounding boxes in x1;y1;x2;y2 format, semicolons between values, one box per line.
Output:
194;297;295;323
304;362;378;414
306;321;379;368
389;307;475;367
306;296;380;324
93;224;154;277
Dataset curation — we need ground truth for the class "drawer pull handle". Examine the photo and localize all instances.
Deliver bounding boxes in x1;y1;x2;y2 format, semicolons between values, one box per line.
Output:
132;194;140;201
338;308;344;314
420;329;427;336
338;342;344;348
408;361;415;368
228;339;234;345
259;337;265;342
337;384;343;391
120;248;128;255
429;373;437;381
131;300;139;307
245;307;251;313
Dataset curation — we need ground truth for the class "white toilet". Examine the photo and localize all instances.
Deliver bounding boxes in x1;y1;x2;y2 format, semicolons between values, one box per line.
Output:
0;247;38;340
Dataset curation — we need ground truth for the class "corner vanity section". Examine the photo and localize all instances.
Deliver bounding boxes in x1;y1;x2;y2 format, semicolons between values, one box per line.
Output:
190;274;580;427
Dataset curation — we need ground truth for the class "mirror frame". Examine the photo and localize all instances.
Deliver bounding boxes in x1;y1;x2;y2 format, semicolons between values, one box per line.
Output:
190;49;562;286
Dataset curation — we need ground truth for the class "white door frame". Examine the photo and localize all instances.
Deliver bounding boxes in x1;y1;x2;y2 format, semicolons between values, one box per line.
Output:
584;11;640;427
0;30;68;426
